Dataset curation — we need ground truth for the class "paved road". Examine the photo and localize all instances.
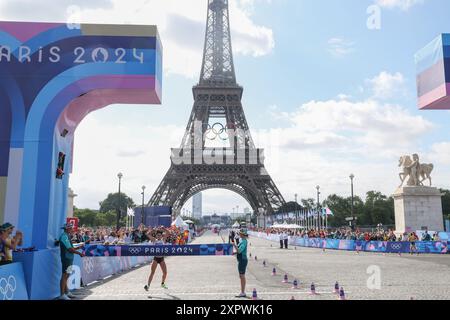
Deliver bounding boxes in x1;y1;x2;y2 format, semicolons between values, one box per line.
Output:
75;230;450;300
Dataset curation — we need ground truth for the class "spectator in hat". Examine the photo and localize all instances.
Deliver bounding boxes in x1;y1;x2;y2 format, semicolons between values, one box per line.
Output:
58;223;85;300
0;223;23;264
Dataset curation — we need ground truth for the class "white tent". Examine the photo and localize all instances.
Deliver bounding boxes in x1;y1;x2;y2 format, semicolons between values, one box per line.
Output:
232;222;240;228
172;216;188;228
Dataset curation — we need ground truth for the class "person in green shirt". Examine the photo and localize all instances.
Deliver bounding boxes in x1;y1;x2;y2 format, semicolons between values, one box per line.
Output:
233;229;248;298
58;223;84;300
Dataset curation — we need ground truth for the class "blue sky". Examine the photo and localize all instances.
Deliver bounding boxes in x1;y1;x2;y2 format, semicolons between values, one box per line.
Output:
1;0;449;214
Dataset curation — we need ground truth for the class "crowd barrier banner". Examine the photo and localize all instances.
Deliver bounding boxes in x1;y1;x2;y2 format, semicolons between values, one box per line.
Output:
249;231;449;254
83;243;233;257
79;255;152;285
0;262;29;300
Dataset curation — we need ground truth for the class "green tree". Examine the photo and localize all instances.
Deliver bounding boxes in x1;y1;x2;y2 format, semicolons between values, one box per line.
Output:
74;208;99;227
99;192;135;216
440;189;450;218
323;194;363;228
300;198;315;210
361;191;394;226
74;208;129;228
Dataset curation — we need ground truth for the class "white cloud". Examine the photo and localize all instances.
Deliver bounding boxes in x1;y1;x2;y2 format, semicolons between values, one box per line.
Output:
0;0;274;78
430;142;450;165
256;78;435;200
375;0;425;11
366;71;406;100
327;38;355;57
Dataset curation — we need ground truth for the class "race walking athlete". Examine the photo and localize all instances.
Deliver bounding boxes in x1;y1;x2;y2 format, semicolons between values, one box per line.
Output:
144;229;169;291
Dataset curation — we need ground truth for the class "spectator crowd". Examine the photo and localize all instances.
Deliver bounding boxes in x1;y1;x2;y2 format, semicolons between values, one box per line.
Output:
250;226;441;243
68;224;193;246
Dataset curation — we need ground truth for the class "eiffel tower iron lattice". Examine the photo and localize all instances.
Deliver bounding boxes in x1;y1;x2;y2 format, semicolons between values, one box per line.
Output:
148;0;286;219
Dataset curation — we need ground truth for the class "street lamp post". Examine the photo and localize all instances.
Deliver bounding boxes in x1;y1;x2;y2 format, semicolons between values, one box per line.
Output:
316;186;321;230
116;172;123;231
294;193;298;225
350;174;355;230
141;185;146;226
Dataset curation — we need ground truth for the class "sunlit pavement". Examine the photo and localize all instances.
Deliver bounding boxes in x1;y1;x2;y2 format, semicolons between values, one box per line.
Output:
75;231;450;300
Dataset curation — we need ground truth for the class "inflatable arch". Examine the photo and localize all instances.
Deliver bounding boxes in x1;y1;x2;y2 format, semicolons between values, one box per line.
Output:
0;22;162;249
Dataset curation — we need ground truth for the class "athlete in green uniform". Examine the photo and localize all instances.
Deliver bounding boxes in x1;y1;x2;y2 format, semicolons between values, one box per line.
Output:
233;229;248;298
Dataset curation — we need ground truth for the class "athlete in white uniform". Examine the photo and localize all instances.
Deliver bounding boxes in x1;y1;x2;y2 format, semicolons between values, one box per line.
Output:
144;229;169;290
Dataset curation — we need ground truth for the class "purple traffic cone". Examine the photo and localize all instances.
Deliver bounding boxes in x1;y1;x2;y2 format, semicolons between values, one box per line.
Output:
272;267;276;276
263;260;266;267
255;255;258;261
292;279;299;289
339;287;346;300
282;274;288;283
290;296;296;300
310;283;316;295
334;282;340;294
252;288;258;300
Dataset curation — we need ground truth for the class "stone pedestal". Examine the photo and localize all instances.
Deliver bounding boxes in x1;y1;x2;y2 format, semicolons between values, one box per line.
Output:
393;186;444;234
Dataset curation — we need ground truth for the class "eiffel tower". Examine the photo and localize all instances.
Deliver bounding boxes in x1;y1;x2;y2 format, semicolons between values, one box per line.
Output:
148;0;285;221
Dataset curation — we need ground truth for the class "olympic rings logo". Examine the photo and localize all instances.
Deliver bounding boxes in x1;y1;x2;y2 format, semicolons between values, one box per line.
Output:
204;123;229;141
129;247;142;255
0;276;17;300
83;258;94;274
391;244;402;250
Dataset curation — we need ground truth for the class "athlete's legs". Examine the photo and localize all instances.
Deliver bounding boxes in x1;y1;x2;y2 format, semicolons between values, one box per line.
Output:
160;260;168;284
147;260;158;286
239;274;246;294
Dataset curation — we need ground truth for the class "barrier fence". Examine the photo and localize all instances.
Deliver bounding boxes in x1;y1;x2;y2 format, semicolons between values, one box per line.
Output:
78;255;153;286
248;231;449;254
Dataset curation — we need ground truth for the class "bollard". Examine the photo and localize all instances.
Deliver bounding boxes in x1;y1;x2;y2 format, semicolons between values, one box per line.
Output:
292;279;299;289
263;260;266;267
272;267;276;276
255;255;258;261
282;274;288;283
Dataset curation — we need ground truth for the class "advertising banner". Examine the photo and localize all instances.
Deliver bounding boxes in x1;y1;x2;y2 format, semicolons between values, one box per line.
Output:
249;231;449;254
83;243;233;257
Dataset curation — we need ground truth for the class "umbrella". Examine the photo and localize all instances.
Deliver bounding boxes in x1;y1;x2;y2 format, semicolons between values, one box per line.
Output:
184;220;195;224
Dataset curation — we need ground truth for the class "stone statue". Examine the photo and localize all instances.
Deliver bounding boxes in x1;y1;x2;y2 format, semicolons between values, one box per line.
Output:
398;154;434;187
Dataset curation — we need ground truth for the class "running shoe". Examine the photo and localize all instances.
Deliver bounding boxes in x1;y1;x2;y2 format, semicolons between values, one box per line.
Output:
57;294;71;300
161;283;168;289
235;293;247;298
66;292;76;299
144;285;149;291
